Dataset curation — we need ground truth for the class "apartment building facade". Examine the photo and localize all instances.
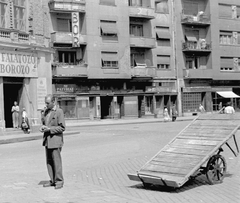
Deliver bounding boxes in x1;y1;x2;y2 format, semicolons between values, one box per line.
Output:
0;0;53;129
175;0;240;115
50;0;177;120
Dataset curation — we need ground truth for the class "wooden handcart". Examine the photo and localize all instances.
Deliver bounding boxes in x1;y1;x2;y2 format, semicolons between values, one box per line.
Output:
128;114;240;188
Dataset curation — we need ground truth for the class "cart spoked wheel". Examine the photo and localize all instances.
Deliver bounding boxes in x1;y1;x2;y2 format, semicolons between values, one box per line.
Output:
206;154;227;185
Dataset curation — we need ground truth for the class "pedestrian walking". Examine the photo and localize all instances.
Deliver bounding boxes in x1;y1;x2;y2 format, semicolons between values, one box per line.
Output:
11;101;19;128
224;102;235;114
171;104;178;122
40;94;66;189
199;104;205;113
163;107;170;122
21;108;30;134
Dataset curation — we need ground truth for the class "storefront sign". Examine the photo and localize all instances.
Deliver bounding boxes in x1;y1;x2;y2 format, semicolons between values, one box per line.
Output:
0;50;38;77
37;77;47;110
72;12;80;47
56;84;76;93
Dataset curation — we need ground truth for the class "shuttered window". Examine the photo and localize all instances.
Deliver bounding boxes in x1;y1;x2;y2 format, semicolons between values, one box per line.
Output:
101;52;118;69
220;57;233;68
183;1;198;15
157;55;170;69
219;4;232;18
100;21;117;35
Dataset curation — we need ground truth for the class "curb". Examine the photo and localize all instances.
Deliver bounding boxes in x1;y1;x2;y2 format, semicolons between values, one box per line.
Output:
0;131;80;145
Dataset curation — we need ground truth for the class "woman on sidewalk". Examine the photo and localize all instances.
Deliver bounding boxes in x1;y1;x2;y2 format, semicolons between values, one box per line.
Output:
11;101;19;129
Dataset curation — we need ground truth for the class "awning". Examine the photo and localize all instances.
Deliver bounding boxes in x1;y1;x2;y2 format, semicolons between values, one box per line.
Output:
100;23;118;34
216;91;240;98
101;52;118;61
156;31;171;39
185;35;197;42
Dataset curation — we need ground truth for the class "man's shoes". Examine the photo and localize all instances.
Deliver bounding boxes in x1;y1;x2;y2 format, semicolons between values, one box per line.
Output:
43;182;55;187
55;185;63;189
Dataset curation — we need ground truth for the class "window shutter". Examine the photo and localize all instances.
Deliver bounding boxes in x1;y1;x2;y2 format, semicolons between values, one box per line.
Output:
183;1;198;15
157;55;170;64
100;0;115;6
220;57;233;68
219;4;232;18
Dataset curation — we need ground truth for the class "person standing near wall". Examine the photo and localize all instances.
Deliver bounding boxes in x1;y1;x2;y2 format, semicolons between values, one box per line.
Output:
11;101;19;128
171;104;178;122
40;94;66;189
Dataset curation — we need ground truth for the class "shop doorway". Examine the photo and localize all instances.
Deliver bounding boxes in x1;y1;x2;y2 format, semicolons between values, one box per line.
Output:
100;96;113;119
4;83;23;128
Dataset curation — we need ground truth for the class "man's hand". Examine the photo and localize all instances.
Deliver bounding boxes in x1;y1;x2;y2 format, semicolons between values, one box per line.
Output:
40;125;50;133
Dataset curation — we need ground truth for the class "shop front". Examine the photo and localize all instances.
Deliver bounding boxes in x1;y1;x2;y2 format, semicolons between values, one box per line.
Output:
0;46;53;129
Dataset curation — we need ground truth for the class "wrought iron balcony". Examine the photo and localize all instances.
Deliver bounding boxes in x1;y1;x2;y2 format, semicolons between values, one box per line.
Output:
51;32;87;45
182;41;211;53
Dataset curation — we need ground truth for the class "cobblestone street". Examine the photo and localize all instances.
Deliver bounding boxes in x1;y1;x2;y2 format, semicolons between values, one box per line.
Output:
0;120;240;203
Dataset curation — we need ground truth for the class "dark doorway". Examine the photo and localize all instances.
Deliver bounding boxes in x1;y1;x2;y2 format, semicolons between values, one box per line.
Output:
100;96;113;119
4;83;23;128
138;96;144;118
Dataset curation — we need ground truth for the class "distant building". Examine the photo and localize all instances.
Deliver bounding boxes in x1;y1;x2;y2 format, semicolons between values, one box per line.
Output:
49;0;177;120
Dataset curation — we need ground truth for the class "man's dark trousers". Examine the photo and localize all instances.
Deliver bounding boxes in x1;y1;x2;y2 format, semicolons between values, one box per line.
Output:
45;147;63;186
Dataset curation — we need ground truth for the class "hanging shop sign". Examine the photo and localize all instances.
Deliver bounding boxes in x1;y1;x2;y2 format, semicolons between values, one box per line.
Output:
72;12;80;47
0;50;38;77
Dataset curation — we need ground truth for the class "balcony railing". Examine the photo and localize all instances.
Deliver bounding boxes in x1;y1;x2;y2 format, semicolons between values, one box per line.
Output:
129;6;155;19
182;41;211;52
181;13;210;26
183;68;213;79
131;66;156;78
130;36;156;48
51;32;87;45
52;62;88;77
49;0;86;12
146;86;177;93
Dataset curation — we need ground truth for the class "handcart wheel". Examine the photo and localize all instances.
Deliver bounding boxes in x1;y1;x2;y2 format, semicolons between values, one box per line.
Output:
206;154;227;185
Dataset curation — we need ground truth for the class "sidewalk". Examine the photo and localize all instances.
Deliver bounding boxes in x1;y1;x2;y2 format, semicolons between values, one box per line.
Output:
0;115;196;145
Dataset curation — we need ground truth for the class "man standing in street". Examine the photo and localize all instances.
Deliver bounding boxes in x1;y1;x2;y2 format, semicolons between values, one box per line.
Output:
40;94;65;189
171;104;178;122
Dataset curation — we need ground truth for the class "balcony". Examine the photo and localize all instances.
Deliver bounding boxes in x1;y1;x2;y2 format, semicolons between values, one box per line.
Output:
183;68;213;79
52;62;88;77
129;7;155;19
182;41;211;54
181;12;211;27
131;66;156;78
130;36;156;48
49;0;86;12
51;32;87;45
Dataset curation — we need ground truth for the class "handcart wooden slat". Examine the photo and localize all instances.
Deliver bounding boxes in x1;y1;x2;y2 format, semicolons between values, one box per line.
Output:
128;114;240;188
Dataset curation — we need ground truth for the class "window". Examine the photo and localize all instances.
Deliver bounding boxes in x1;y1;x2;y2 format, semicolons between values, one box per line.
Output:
130;24;143;37
219;31;239;45
156;26;171;46
157;55;170;70
13;0;26;31
57;18;72;32
183;1;198;16
100;0;115;6
100;20;118;41
219;4;232;18
0;0;6;28
58;51;77;64
220;57;233;71
155;0;169;14
129;0;142;7
130;51;145;67
182;92;202;112
186;57;199;69
101;52;118;68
